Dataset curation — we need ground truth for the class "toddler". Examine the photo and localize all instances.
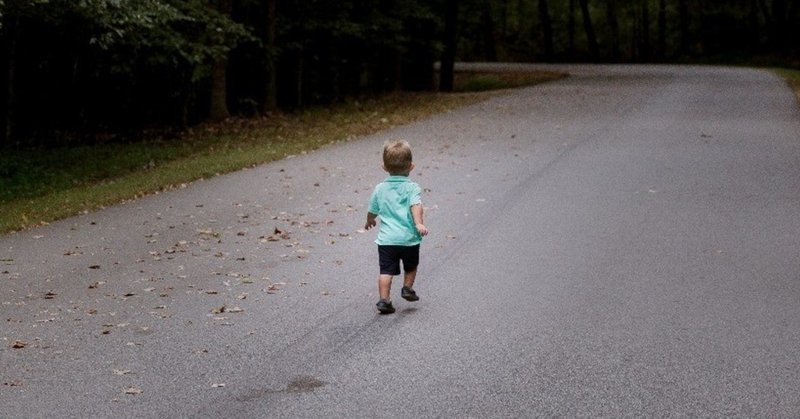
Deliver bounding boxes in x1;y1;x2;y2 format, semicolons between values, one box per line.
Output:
364;140;428;314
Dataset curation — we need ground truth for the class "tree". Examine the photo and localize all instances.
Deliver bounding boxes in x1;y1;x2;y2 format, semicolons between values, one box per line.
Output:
636;0;651;60
210;0;233;121
606;0;621;61
261;0;277;113
568;0;576;58
440;0;458;92
579;0;599;59
481;1;498;61
678;0;690;55
1;7;19;146
538;0;555;59
657;0;667;59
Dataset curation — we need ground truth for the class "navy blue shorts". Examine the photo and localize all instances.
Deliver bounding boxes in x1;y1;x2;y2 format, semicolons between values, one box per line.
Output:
378;245;420;276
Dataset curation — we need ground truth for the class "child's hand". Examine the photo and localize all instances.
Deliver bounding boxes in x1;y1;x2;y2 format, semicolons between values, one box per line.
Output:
365;219;377;230
416;223;428;236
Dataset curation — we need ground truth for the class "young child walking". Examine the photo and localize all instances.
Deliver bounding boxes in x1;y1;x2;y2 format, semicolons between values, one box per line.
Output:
365;140;428;314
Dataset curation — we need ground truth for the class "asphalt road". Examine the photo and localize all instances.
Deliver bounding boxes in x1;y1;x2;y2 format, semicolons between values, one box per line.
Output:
2;64;800;417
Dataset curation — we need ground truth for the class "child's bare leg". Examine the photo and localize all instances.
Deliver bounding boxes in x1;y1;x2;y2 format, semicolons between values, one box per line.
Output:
403;269;417;289
378;275;393;300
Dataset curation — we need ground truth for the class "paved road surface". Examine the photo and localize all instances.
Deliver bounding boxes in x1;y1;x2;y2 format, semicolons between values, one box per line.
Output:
2;65;800;417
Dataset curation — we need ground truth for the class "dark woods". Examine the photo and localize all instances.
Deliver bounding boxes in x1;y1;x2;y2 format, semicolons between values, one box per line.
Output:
1;0;798;148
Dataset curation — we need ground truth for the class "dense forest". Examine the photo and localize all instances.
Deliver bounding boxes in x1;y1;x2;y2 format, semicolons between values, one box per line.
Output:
1;0;798;148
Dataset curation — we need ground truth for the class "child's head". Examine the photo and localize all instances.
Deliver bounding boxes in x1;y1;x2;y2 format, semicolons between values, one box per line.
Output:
383;140;414;175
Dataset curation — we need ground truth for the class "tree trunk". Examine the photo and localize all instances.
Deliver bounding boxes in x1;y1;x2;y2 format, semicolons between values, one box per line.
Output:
2;15;19;147
209;0;232;121
640;0;651;60
568;0;576;58
500;0;509;39
440;0;458;92
657;0;667;59
749;0;760;50
209;60;230;121
481;2;498;61
606;0;620;61
678;0;690;55
539;0;555;59
261;0;278;113
579;0;599;59
294;49;304;107
772;0;787;50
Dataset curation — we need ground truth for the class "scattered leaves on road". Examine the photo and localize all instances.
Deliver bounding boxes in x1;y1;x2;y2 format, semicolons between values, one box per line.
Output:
124;387;143;395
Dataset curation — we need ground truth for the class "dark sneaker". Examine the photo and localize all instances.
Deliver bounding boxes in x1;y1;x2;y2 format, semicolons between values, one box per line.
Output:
376;299;395;314
401;286;419;301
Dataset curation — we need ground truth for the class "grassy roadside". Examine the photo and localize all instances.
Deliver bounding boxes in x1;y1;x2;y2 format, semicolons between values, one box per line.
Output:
775;68;800;102
0;70;565;234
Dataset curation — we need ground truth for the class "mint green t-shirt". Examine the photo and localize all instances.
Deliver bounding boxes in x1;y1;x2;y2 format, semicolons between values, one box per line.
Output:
368;176;423;246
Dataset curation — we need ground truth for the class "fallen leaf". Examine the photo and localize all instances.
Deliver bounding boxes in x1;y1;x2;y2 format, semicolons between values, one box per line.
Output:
3;380;23;387
113;369;132;376
266;283;286;294
89;265;101;269
44;292;57;299
211;383;226;388
124;387;143;395
11;340;27;349
227;306;244;313
211;305;226;314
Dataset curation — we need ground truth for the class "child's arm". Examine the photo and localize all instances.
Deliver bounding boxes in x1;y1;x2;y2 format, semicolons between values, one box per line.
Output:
365;212;378;230
411;204;428;236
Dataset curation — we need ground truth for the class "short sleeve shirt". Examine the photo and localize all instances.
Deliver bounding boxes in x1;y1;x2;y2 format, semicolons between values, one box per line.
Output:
368;176;423;246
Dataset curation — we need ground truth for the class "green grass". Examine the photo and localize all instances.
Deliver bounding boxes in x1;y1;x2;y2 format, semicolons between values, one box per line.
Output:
453;70;566;92
775;68;800;102
0;70;564;234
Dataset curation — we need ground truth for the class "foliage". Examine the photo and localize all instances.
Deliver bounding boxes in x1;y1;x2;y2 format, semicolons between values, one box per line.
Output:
0;0;798;147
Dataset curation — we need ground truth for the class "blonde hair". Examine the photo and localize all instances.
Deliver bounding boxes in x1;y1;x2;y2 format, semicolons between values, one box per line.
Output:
383;140;413;174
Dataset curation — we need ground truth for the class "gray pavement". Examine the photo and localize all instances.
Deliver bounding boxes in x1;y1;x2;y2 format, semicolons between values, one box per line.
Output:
2;64;800;417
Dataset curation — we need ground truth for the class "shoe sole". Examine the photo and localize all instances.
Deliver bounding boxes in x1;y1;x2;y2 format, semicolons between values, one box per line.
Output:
401;289;419;301
377;306;395;314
